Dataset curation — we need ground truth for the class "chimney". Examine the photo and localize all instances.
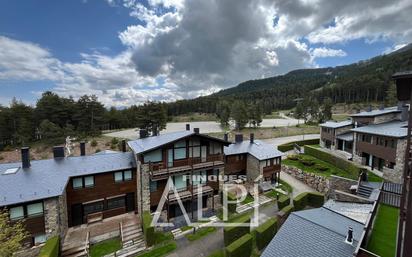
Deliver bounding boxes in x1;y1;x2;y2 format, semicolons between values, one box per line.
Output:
235;134;243;143
152;127;159;136
367;105;372;112
121;139;127;152
80;142;86;156
401;104;409;121
223;133;228;142
53;146;65;158
139;129;148;139
21;147;30;169
345;227;353;244
379;104;384;110
194;128;200;134
186;124;190;131
250;133;254;144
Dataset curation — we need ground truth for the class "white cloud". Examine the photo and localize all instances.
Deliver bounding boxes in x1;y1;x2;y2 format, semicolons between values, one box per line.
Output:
311;47;347;58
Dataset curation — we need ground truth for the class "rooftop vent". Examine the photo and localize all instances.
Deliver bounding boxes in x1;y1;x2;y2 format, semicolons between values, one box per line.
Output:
345;227;353;245
186;124;190;131
235;134;243;143
80;142;86;156
121;139;127;152
139;129;148;139
194;128;200;134
224;133;228;142
3;167;20;175
53;146;65;158
21;147;30;169
250;133;254;144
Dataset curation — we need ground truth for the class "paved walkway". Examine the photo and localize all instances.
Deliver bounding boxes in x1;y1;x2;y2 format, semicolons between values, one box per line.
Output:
262;134;319;147
280;172;315;197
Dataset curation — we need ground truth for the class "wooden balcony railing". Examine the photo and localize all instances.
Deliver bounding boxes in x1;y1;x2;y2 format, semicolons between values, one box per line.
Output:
151;185;214;204
263;164;281;174
146;154;224;180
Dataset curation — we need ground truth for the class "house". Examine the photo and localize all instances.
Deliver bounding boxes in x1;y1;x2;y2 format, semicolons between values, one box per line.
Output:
224;133;283;184
127;126;229;220
319;105;409;183
261;206;366;257
0;142;136;248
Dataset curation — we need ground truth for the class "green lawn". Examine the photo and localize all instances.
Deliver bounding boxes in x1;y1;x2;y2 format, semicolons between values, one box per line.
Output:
137;242;177;257
89;238;122;257
154;231;174;244
332;114;350;121
242;194;255;204
283;154;383;181
207;249;225;257
367;204;399;257
185;227;217;241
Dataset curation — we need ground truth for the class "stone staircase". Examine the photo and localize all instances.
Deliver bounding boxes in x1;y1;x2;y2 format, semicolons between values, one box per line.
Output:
61;229;89;257
236;195;272;213
357;184;374;198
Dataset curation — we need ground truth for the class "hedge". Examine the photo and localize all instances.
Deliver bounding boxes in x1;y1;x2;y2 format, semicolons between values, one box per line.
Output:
293;192;325;211
305;145;359;178
39;236;59;257
277;139;320;152
224;214;250;246
225;233;253;257
142;211;155;246
227;192;238;215
280;205;294;216
277;195;290;210
255;218;278;250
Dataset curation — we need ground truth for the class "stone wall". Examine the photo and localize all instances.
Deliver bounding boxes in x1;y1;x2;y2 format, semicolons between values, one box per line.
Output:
139;161;151;213
384;137;407;183
44;195;67;239
328;175;358;200
281;165;329;194
374;112;401;124
246;155;261;183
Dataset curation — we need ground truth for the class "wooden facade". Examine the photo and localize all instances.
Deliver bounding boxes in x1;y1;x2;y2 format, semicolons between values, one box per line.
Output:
66;168;137;227
356;133;397;163
224;154;247;175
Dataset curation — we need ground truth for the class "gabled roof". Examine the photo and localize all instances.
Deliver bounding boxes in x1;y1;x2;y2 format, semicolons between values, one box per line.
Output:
351;120;407;138
127;131;229;155
0;152;136;207
320;120;353;128
224;139;284;160
261;207;364;257
350;106;400;117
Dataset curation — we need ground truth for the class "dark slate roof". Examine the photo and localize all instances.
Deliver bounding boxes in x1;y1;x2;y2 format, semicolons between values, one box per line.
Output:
336;131;354;141
127;131;229;155
350;106;400;117
261;207;364;257
224;140;284;160
320;120;353;128
393;71;412;79
0;152;136;207
351;120;407;138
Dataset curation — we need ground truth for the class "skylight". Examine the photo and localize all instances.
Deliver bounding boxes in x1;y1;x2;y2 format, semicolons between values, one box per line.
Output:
3;167;20;175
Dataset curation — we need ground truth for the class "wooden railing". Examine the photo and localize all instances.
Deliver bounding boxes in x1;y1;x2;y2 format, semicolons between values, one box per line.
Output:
263;164;281;173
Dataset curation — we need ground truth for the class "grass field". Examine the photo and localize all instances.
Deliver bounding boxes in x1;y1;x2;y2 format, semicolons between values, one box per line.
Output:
331;114;350;121
170;113;218;122
367;204;399;257
89;238;121;257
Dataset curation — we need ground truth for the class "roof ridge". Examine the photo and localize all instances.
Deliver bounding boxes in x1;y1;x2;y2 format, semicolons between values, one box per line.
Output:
321;206;365;225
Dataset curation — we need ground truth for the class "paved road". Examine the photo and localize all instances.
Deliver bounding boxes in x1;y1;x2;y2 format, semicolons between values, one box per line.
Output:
262;134;320;146
280;172;316;197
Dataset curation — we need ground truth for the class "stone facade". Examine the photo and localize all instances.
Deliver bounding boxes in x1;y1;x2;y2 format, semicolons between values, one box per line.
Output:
328;175;357;199
373;112;401;124
138;161;151;214
383;138;406;183
246;154;261;182
281;165;329;194
43;194;68;239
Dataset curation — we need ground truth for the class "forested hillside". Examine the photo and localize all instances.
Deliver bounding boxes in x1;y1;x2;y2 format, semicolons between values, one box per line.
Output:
166;43;412;116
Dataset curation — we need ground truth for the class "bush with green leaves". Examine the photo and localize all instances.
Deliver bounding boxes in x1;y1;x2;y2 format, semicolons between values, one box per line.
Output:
315;164;329;171
293;192;308;211
91;139;98;147
280;205;294;216
227;192;237;215
142;211;155;246
255;218;278;250
39;236;59;257
293;192;325;211
277;195;290;210
225;233;253;257
224;214;250;246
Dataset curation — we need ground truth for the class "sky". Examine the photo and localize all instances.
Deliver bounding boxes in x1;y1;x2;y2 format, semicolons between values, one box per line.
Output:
0;0;411;107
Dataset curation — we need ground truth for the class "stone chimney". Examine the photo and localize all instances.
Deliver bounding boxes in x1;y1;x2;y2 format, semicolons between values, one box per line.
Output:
21;147;30;169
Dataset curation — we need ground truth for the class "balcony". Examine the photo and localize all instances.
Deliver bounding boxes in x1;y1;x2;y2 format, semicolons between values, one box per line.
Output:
146;154;224;180
150;185;214;205
263;164;281;175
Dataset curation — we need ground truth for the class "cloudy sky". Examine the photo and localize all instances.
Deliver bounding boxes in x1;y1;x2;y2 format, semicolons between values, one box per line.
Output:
0;0;411;107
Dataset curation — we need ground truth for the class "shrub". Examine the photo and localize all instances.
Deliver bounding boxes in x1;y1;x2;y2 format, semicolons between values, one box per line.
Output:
280;205;294;216
225;234;253;257
224;214;250;246
227;192;237;215
277;195;290;210
277;139;320;152
293;193;308;211
95;148;101;153
255;218;278;250
39;236;59;257
111;137;119;145
299;158;315;166
305;145;359;178
307;192;325;208
91;139;98;147
142;211;155;246
287;155;299;160
315;164;329;171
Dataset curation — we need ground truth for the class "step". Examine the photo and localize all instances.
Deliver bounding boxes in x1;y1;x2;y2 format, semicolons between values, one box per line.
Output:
123;233;143;243
61;246;86;256
116;245;146;257
122;225;142;233
123;228;142;237
61;250;88;257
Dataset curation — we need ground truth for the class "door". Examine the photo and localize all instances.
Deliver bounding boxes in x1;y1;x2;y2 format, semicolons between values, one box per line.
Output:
201;145;207;162
168;149;173;167
71;204;83;227
126;193;135;212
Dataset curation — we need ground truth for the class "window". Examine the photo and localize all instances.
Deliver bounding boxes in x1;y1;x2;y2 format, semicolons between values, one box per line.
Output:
150;180;158;192
73;177;83;189
236;155;244;161
174;140;187;160
173;175;187;190
210;142;222;154
114;170;133;182
107;197;125;210
193;171;207;186
83;201;104;215
27;202;43;217
189;139;201;157
34;234;46;245
9;206;24;220
143;149;162;163
84;176;95;188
